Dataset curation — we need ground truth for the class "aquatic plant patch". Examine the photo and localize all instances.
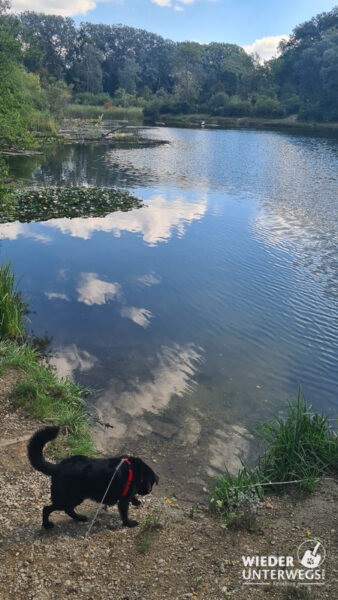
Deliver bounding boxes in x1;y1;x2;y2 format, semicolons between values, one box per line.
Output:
0;187;142;224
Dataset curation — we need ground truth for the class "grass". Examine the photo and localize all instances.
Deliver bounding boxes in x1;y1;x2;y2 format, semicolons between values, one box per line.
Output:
0;340;96;457
0;260;29;340
209;466;264;530
135;511;162;553
259;390;337;490
0;257;96;457
210;391;338;528
64;104;143;121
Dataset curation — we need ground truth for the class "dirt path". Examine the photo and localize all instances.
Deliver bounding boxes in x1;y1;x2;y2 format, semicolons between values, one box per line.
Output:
0;370;337;600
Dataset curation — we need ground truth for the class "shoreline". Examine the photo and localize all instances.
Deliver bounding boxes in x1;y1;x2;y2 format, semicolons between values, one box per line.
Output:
147;114;338;136
0;369;337;599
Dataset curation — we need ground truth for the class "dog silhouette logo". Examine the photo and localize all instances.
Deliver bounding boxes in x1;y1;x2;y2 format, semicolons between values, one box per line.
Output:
297;540;326;569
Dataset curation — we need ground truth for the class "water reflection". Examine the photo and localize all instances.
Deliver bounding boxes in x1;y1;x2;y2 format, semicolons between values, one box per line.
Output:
49;344;97;380
95;343;203;445
120;306;154;328
3;127;338;499
41;192;207;245
0;221;51;243
77;273;122;306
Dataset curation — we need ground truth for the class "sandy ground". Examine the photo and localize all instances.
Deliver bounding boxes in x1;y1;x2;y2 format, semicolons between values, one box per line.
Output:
0;370;337;600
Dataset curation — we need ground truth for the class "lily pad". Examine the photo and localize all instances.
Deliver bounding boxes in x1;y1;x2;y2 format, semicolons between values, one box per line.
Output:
0;187;142;224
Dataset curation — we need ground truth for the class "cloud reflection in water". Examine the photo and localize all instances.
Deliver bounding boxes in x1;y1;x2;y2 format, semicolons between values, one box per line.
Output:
41;193;207;245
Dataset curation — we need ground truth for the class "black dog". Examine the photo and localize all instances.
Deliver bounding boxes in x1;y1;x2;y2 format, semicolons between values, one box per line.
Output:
28;426;159;530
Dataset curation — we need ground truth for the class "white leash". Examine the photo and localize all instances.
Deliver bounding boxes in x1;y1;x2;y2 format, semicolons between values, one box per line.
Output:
85;458;125;539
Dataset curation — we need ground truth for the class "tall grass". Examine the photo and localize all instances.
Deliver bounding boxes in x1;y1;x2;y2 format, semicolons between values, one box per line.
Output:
64;104;143;121
259;389;338;489
210;391;338;526
0;261;28;340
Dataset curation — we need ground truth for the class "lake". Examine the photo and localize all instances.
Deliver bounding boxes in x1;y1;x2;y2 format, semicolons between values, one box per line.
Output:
1;127;337;500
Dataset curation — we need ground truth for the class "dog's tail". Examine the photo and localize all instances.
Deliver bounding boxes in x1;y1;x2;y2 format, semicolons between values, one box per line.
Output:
28;426;60;475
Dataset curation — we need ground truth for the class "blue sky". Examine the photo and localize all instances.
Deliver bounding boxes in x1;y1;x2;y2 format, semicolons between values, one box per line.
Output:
11;0;337;58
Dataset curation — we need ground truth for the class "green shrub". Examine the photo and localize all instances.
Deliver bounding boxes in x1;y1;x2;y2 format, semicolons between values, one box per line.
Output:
252;96;285;118
209;466;263;529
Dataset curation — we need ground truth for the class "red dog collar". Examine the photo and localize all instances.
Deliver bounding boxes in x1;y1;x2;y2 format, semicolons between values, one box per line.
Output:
121;458;133;497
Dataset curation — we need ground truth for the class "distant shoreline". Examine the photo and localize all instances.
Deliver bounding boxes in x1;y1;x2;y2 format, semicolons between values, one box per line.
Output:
148;114;338;136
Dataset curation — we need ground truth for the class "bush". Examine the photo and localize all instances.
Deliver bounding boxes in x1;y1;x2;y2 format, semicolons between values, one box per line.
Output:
208;91;229;116
143;97;162;120
74;92;112;106
252;95;285;118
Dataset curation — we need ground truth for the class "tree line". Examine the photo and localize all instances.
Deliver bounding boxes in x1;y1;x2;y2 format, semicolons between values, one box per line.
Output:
0;1;337;152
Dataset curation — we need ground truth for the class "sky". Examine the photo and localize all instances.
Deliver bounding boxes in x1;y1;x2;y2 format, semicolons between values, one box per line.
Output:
9;0;337;60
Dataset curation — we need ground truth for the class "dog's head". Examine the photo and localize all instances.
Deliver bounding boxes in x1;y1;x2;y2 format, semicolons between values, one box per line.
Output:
136;460;159;496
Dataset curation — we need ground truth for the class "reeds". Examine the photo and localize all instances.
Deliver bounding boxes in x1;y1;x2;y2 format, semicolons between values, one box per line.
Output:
0;261;28;340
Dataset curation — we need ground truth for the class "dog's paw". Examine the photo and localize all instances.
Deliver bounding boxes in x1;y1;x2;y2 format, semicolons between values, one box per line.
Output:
77;515;88;522
125;519;139;528
132;498;141;507
43;522;54;530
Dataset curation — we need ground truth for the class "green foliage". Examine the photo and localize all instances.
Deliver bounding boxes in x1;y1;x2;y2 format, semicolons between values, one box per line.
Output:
0;187;142;224
259;390;338;490
42;79;71;118
74;92;112;106
0;340;95;457
210;392;338;528
252;95;285;118
0;260;28;340
209;467;263;530
1;5;337;147
64;103;143;120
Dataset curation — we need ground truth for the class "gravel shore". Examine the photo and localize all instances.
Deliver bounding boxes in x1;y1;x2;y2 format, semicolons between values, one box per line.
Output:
1;371;337;600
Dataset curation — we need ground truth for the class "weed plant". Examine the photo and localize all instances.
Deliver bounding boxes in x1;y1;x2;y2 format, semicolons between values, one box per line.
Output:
209;466;263;529
135;511;162;553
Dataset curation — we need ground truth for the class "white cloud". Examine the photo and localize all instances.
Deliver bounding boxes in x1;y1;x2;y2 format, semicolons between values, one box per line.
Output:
0;221;51;243
77;273;121;305
243;35;288;62
43;195;207;246
45;292;70;301
120;306;154;328
42;193;207;245
49;344;97;380
151;0;172;6
151;0;213;9
10;0;97;17
137;272;161;287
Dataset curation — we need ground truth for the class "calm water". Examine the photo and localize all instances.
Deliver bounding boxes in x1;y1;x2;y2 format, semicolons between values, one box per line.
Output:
2;128;338;499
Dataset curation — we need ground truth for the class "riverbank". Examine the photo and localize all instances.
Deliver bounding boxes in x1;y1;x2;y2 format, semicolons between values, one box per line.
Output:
150;114;338;135
0;368;337;600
